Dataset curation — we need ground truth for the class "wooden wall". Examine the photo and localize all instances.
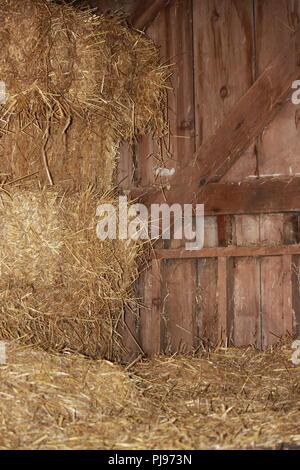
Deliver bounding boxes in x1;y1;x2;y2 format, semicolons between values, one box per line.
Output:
117;0;300;357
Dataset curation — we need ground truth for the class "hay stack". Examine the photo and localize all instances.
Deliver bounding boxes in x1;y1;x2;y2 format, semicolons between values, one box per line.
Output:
0;0;167;359
0;0;167;190
0;188;141;360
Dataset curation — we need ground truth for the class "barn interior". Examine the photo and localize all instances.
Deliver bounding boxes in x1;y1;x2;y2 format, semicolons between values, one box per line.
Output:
0;0;300;451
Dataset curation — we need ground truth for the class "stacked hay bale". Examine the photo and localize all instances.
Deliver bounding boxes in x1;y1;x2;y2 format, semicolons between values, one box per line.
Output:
0;0;167;360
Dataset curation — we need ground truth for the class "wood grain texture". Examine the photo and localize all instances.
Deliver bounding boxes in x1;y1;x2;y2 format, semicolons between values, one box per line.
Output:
231;257;261;347
197;178;300;215
292;255;300;338
139;20;300;205
196;258;218;347
162;259;196;353
217;257;229;345
139;263;161;356
256;0;300;178
155;244;300;259
261;255;293;347
131;0;171;30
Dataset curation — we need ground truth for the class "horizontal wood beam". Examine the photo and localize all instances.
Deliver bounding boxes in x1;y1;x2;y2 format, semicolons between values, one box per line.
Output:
126;177;300;214
195;177;300;215
155;244;300;260
131;0;171;30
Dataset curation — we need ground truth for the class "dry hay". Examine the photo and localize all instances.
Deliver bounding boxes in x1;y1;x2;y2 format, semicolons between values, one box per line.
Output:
0;342;144;449
0;188;141;360
0;0;168;190
0;340;299;449
0;0;168;360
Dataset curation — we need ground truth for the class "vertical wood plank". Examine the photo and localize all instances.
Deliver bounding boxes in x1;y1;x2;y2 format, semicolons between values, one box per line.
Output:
193;0;256;181
217;257;228;344
232;214;261;346
261;255;293;347
196;258;218;347
256;0;300;177
254;1;298;347
163;259;196;353
232;257;261;347
282;255;294;337
139;262;161;356
292;255;300;338
260;214;284;244
137;0;195;188
234;215;260;246
157;0;195;174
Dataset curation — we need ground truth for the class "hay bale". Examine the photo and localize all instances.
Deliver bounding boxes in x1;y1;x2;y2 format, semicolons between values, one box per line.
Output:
0;0;167;359
0;0;168;190
0;188;141;360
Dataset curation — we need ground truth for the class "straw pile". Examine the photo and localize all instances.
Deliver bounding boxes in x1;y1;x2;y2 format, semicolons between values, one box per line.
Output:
0;188;141;360
0;0;167;189
0;340;299;449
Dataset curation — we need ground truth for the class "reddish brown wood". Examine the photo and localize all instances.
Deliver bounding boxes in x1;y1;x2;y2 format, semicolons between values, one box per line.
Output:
163;259;196;353
292;255;300;338
232;257;261;347
139;263;161;356
196;258;218;347
261;255;293;347
283;255;294;336
256;0;300;178
217;257;228;345
131;0;172;30
193;0;255;169
129;177;300;214
155;244;300;260
136;25;300;205
233;215;260;246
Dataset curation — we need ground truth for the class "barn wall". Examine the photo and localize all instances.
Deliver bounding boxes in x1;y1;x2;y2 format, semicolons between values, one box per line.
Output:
117;0;300;357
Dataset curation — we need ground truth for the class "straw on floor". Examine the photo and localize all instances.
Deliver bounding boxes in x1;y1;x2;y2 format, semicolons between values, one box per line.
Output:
0;340;299;449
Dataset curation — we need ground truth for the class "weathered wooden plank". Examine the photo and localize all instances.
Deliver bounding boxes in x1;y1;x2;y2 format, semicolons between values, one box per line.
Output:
233;215;260;246
131;0;171;30
162;259;196;353
129;176;300;214
256;0;300;178
261;255;293;347
138;24;300;205
232;257;261;347
196;258;218;348
198;178;300;215
139;263;161;356
134;21;162;187
255;1;299;349
193;0;254;153
232;214;261;347
155;244;300;259
163;0;195;172
217;257;229;345
292;255;300;337
260;213;284;245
